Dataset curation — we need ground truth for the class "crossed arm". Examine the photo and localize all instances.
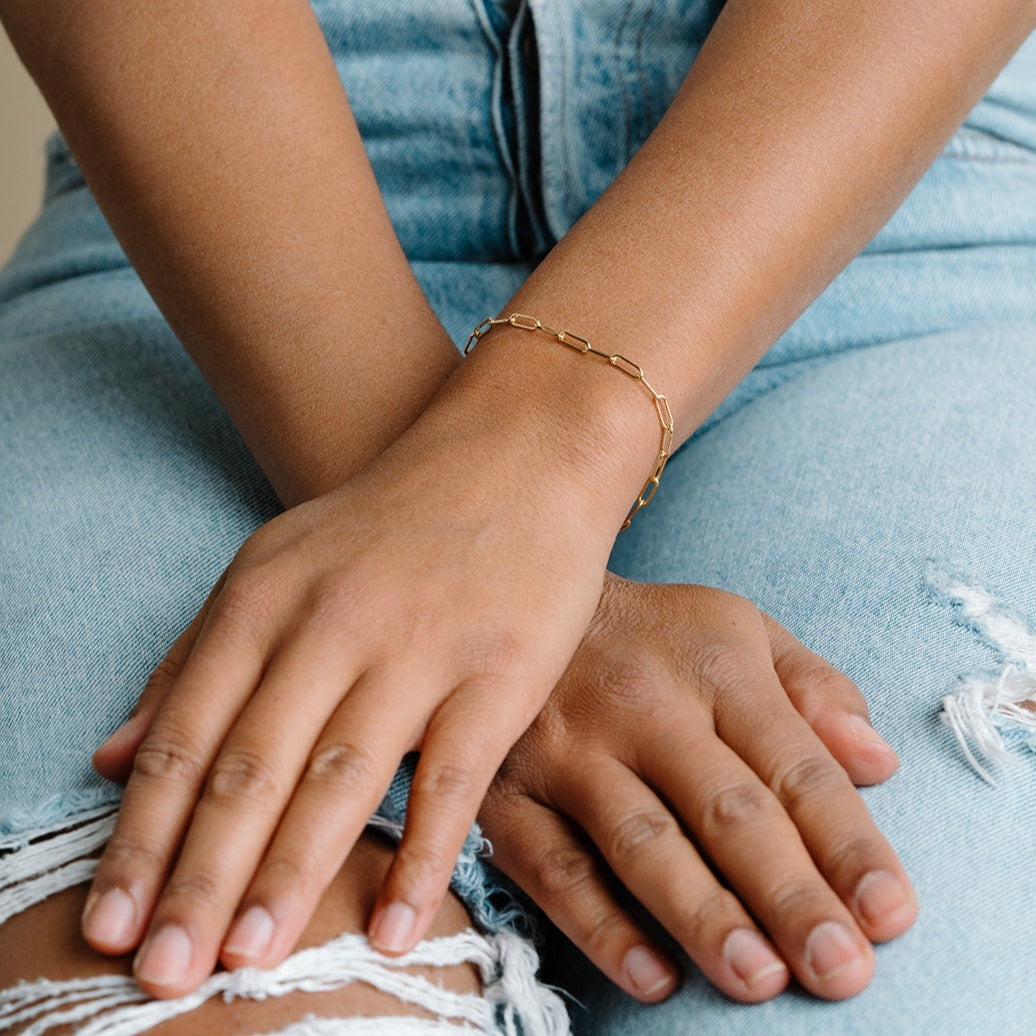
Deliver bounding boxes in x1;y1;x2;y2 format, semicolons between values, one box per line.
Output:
3;0;1033;1009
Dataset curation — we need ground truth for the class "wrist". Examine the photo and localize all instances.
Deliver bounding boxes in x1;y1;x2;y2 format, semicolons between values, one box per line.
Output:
418;316;668;537
264;327;461;508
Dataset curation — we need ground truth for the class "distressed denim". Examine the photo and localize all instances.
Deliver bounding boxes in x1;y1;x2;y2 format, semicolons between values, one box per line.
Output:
1;1;1035;1032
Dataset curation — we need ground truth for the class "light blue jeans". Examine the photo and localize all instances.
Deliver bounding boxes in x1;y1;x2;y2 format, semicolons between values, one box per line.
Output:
1;2;1035;1032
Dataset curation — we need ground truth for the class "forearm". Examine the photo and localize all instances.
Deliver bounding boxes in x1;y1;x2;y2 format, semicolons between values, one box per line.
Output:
446;0;1036;528
0;0;458;507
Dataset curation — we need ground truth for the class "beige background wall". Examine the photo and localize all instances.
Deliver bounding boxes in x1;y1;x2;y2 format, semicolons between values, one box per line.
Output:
1;31;54;264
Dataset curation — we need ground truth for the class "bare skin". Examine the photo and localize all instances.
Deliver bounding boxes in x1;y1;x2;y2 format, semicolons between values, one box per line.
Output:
1;0;1033;1024
0;833;480;1035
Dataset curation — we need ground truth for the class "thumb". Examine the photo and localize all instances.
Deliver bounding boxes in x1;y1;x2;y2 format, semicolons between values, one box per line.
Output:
761;613;899;787
93;572;224;783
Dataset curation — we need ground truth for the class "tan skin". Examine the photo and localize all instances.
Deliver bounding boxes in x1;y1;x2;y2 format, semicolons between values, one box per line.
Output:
2;0;1034;1027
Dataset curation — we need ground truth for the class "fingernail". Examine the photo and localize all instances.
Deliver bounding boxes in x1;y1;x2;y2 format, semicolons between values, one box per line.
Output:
805;921;864;981
82;888;136;948
223;905;275;959
623;945;676;998
135;925;193;987
723;929;788;989
96;712;143;753
370;903;417;954
850;715;896;755
854;870;910;927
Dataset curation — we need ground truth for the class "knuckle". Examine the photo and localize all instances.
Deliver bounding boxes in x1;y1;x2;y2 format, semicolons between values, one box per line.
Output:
303;576;363;631
535;846;598;900
824;835;888;880
161;870;222;911
394;844;449;891
260;853;317;890
686;642;756;695
147;653;186;692
456;629;530;686
133;736;205;786
213;574;278;641
606;809;679;861
583;652;670;713
684;887;743;947
768;879;830;928
101;835;166;876
701;780;773;835
232;522;282;565
206;750;279;805
794;662;862;708
582;908;632;956
775;754;847;809
414;761;478;811
305;741;379;791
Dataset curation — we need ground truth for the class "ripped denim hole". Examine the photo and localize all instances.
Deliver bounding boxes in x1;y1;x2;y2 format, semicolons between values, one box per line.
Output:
927;563;1036;785
0;803;570;1035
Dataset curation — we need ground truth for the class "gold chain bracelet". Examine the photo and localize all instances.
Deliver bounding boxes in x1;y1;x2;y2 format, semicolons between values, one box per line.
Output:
464;312;674;531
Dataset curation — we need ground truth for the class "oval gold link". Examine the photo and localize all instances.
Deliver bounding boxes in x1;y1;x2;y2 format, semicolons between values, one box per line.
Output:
639;477;661;508
654;395;674;429
464;316;495;354
559;331;592;353
609;354;644;379
509;313;541;331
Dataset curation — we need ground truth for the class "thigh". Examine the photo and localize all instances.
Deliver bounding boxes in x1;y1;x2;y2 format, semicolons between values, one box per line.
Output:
0;290;280;816
0;270;560;1036
558;328;1036;1034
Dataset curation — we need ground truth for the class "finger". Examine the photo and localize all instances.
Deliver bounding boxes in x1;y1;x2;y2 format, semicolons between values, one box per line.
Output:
712;684;917;950
550;755;791;1003
761;613;898;785
635;718;876;1001
481;786;680;1003
130;633;365;997
93;573;228;782
369;681;528;955
81;583;269;959
220;667;429;972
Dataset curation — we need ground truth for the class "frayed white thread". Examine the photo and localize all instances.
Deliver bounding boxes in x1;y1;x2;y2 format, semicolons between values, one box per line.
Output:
482;928;569;1036
255;1016;475;1034
940;665;1036;786
0;806;117;925
0;929;569;1036
927;564;1036;784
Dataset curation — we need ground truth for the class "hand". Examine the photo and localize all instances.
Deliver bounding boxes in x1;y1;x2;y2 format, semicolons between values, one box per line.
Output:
85;388;626;999
479;576;916;1004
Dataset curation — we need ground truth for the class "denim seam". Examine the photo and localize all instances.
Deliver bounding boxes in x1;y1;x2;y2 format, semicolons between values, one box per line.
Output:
470;0;523;260
615;0;636;162
632;0;656;146
526;1;575;241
